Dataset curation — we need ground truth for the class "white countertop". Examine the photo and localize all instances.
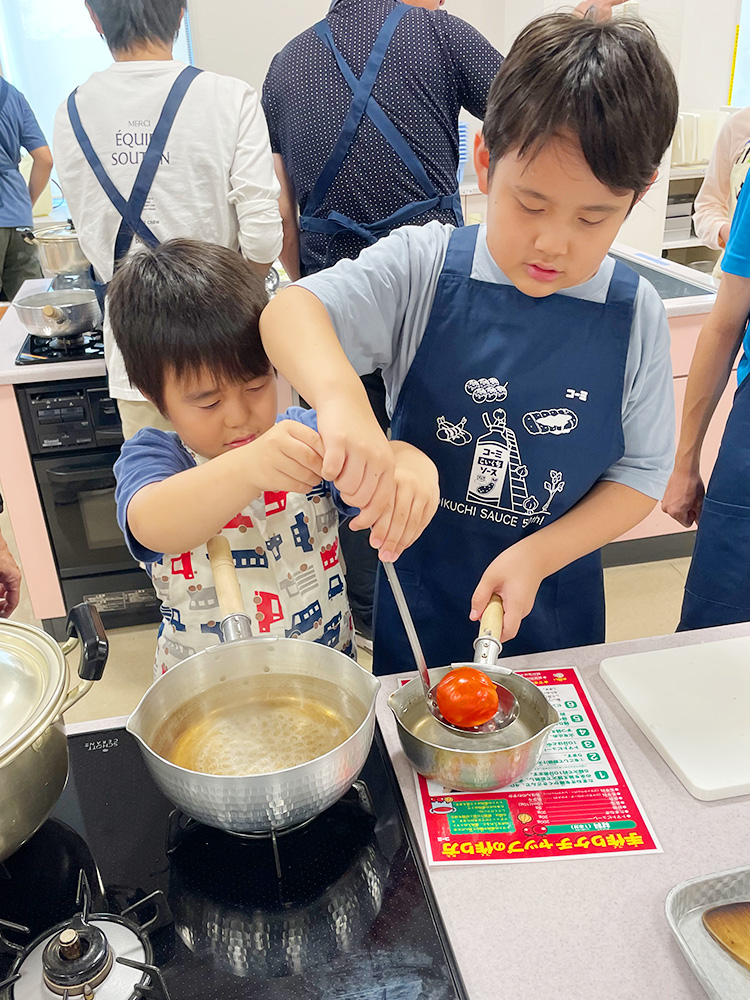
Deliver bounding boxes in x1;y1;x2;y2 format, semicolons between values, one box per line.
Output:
0;279;106;386
376;623;750;1000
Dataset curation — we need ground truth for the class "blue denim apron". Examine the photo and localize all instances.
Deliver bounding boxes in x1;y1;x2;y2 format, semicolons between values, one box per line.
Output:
66;66;202;303
373;225;637;674
679;373;750;629
299;3;463;273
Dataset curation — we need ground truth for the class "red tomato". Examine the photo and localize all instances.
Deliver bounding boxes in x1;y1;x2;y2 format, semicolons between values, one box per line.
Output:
434;667;499;727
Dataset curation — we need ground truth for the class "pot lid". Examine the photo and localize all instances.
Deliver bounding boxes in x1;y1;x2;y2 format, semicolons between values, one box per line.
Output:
0;621;65;762
32;224;79;243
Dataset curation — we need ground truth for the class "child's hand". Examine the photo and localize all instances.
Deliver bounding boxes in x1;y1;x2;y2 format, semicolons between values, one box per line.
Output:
470;543;546;643
317;394;396;527
246;421;326;495
365;442;440;561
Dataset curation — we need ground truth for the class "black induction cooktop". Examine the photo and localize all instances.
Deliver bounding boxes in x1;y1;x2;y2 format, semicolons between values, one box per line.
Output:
0;726;466;999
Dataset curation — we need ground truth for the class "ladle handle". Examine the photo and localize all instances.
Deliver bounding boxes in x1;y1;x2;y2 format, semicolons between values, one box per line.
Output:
473;594;504;668
382;561;433;699
479;595;504;643
206;535;246;618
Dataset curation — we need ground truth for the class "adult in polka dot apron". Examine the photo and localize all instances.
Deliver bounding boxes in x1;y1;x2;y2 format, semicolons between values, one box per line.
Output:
300;2;463;262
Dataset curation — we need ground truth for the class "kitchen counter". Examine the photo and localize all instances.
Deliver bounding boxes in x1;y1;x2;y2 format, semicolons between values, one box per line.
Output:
375;622;750;1000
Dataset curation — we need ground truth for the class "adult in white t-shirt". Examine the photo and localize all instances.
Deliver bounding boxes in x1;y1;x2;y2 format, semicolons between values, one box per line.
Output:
54;0;283;438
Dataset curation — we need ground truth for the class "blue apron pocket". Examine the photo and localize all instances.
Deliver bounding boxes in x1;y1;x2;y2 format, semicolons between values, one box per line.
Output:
681;496;750;629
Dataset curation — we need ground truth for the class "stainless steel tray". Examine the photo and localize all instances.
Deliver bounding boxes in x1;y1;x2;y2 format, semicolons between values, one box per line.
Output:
666;865;750;1000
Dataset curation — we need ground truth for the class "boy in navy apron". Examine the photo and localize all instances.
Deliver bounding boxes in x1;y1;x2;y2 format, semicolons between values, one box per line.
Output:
108;240;438;676
259;13;680;674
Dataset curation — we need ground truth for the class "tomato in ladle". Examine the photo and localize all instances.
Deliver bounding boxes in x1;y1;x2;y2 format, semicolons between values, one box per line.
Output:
434;667;499;728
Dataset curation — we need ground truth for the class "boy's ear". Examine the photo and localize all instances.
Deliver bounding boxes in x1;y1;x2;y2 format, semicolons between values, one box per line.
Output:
634;171;659;207
474;132;491;195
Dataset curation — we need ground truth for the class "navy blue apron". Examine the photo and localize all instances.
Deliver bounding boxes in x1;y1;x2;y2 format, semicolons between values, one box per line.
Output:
373;225;638;674
66;66;202;304
300;3;463;272
679;372;750;630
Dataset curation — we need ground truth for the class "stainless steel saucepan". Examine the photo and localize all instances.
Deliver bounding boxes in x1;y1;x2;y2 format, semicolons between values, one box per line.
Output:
127;536;380;833
388;601;560;791
13;289;103;339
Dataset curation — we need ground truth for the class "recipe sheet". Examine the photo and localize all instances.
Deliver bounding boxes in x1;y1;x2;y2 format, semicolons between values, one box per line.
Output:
409;667;661;866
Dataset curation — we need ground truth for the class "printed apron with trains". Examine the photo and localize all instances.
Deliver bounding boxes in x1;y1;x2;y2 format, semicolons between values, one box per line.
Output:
373;225;639;674
148;454;354;677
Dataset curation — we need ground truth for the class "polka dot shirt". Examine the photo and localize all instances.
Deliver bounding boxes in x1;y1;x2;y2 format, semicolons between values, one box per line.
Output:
262;0;502;276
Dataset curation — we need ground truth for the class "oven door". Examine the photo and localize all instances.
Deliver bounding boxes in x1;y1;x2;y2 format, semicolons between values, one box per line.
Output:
34;448;138;578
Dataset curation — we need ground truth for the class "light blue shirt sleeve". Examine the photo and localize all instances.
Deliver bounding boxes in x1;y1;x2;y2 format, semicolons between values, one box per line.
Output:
296;224;674;502
599;278;675;500
722;176;750;277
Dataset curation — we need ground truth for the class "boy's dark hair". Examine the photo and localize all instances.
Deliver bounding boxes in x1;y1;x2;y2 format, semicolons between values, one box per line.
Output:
86;0;184;52
483;13;678;195
108;240;271;415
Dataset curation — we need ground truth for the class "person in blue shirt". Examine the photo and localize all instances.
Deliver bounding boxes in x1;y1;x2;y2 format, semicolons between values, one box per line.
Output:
663;179;750;629
109;239;438;675
260;14;679;674
0;78;53;300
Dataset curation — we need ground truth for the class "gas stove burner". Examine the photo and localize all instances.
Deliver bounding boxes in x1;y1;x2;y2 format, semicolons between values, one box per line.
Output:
0;872;173;1000
15;332;105;366
42;918;113;995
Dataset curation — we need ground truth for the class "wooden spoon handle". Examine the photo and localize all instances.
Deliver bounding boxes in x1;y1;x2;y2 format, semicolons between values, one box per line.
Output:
478;594;504;644
206;535;245;618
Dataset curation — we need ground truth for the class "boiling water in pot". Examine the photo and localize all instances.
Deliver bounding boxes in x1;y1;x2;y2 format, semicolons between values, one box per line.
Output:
151;675;367;776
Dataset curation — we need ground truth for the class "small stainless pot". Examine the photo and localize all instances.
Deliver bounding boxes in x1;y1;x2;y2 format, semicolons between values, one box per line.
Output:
13;289;103;339
388;664;560;791
0;606;108;863
19;223;90;276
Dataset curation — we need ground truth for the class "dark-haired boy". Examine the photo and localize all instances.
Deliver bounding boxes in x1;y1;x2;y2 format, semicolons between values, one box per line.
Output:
111;240;438;676
260;13;680;674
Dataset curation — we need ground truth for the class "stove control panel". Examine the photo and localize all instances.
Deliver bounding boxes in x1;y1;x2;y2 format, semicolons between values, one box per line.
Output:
16;378;124;455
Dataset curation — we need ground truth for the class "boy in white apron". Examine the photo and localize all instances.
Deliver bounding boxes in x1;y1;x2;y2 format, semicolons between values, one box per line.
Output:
110;239;438;677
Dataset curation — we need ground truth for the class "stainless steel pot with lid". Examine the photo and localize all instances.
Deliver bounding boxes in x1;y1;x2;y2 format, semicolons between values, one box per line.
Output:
18;223;91;276
0;605;108;863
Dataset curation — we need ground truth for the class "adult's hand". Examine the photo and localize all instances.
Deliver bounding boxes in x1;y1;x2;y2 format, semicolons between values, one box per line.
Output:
0;530;21;618
662;467;705;527
574;0;627;20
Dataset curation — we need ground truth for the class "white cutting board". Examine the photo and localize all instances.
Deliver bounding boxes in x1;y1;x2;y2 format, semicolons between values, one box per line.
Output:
600;636;750;801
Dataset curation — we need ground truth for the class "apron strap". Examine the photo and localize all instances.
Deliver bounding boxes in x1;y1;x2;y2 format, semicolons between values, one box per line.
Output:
440;223;479;277
300;191;461;244
605;258;640;307
304;4;410;218
67;66;202;268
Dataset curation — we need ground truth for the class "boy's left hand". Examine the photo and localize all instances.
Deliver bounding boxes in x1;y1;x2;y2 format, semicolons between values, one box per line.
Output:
470;543;546;643
574;0;625;19
362;442;440;562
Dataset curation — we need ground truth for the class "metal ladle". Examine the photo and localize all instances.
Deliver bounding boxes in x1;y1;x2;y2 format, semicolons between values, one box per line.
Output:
382;561;519;737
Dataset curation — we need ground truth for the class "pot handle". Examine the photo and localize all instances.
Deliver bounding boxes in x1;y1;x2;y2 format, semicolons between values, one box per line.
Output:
59;603;108;716
16;228;35;246
207;535;254;641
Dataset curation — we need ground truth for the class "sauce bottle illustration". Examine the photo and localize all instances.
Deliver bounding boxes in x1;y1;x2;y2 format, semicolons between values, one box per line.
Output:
467;409;512;506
